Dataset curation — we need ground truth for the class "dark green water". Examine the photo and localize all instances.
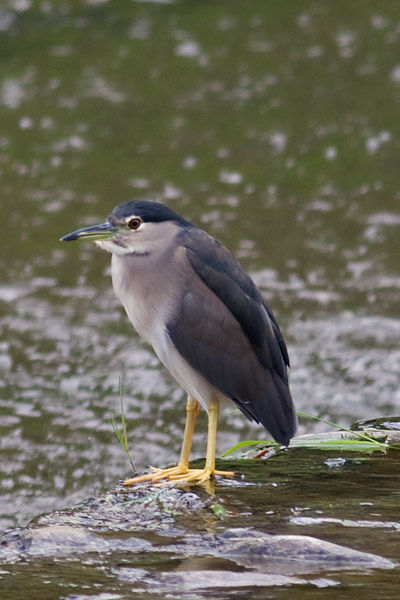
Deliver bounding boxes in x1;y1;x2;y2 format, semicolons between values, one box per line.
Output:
1;0;400;597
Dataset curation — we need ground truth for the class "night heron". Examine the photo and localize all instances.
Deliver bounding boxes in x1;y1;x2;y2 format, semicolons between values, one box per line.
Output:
61;201;297;484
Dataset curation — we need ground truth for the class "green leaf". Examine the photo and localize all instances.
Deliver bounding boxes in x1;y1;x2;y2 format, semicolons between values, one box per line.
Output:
211;503;227;518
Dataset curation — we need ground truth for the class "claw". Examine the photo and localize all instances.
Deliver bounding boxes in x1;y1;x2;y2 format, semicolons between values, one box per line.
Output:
122;397;235;488
123;465;234;486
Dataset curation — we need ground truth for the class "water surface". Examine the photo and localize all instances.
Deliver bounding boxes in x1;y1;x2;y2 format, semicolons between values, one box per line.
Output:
1;1;400;597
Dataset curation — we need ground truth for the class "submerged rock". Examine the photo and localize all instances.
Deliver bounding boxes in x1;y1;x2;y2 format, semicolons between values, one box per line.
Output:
0;522;395;572
212;528;397;573
0;464;397;600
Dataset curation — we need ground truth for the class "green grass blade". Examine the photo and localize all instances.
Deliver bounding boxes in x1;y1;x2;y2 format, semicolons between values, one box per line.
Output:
221;411;390;458
220;440;277;458
110;378;137;474
296;411;386;446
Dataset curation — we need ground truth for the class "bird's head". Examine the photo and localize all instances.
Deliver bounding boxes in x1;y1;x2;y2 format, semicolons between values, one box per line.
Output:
60;200;191;256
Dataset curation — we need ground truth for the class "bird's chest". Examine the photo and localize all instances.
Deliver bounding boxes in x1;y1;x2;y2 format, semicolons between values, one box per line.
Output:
110;253;180;354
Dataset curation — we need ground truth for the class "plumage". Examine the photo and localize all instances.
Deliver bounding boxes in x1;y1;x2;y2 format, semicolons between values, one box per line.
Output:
61;200;297;484
110;200;191;227
168;228;296;445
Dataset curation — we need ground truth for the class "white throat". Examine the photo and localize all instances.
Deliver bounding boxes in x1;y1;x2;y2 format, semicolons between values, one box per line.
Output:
95;240;132;256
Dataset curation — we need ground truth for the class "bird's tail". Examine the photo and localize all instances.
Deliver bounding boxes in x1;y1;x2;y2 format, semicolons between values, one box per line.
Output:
233;371;297;446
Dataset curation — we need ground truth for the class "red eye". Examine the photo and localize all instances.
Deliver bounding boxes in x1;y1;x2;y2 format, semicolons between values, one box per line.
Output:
128;218;141;230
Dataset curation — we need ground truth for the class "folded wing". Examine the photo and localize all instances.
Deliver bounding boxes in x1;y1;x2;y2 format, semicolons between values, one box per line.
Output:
167;228;297;445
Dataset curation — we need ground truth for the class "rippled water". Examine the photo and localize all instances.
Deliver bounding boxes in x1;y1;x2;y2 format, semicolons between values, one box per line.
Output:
1;1;400;597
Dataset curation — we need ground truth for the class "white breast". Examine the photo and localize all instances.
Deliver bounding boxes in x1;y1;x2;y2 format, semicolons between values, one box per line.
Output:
110;251;220;412
111;252;173;354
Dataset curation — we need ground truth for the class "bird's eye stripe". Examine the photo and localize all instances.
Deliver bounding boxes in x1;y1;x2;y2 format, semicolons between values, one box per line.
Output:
128;217;141;230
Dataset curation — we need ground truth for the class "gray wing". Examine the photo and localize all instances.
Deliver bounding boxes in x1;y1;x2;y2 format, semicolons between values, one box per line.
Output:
167;228;297;446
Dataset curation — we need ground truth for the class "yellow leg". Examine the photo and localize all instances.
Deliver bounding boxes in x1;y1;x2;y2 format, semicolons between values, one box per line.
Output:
168;397;234;483
124;396;199;485
123;396;234;486
177;396;200;469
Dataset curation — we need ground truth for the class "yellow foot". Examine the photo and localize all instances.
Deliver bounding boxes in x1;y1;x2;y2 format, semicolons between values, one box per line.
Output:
168;467;235;484
123;465;234;486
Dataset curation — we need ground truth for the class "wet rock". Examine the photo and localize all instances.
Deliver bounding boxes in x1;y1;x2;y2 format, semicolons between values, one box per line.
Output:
212;528;397;573
0;524;151;562
0;515;396;575
33;485;206;533
141;570;320;592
